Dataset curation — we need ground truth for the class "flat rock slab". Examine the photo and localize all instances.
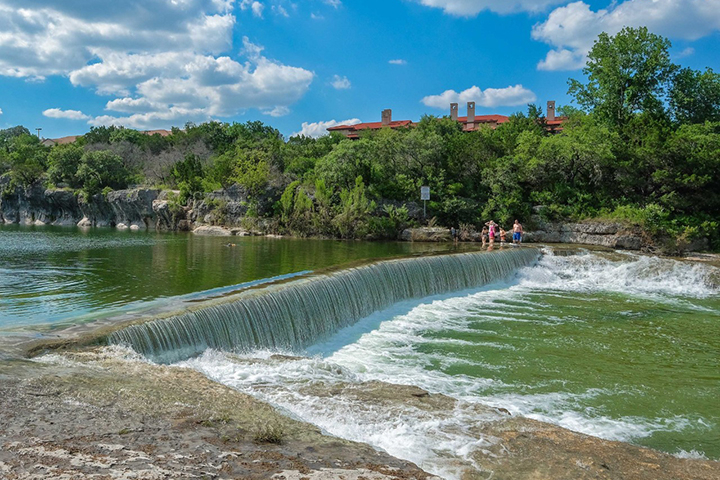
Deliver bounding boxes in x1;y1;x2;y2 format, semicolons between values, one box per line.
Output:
0;351;434;480
1;350;718;480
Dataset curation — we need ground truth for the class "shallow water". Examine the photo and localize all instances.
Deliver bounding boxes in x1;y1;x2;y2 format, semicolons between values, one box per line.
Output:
0;225;466;331
179;248;720;479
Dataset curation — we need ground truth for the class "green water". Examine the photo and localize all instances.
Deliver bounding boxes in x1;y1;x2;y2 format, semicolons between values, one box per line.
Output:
308;249;720;460
0;225;472;331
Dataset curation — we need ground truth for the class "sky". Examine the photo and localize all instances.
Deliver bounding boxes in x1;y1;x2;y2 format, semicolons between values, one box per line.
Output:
0;0;718;139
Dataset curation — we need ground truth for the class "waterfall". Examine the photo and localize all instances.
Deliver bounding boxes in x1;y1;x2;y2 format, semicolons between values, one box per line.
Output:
108;248;539;363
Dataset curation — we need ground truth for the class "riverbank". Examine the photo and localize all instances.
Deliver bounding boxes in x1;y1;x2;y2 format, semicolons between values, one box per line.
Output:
2;185;713;255
2;348;719;480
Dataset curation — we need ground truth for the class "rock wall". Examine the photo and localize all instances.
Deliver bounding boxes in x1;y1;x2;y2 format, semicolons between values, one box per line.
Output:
0;183;182;231
524;218;646;250
0;182;278;233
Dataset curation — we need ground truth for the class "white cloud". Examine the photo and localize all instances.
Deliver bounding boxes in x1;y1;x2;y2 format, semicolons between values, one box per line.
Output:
0;1;315;129
263;106;291;117
422;85;537;109
410;0;565;16
292;118;361;138
533;0;720;71
311;13;324;20
331;75;351;90
676;47;695;58
0;107;3;115
251;1;264;18
389;59;407;65
42;108;91;120
324;0;341;8
273;5;289;17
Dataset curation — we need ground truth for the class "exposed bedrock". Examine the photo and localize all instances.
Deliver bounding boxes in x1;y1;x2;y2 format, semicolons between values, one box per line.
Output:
1;351;717;480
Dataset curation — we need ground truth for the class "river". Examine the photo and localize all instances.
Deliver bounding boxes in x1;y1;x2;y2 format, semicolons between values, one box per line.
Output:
1;225;718;479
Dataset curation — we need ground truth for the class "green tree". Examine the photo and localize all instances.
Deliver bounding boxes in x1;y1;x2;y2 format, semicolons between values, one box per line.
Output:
77;150;135;196
6;134;48;187
568;27;676;131
670;67;720;124
47;144;84;188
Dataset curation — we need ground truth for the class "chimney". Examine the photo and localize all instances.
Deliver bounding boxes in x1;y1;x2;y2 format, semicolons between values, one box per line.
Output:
547;101;556;122
467;102;476;129
381;109;392;126
450;103;459;121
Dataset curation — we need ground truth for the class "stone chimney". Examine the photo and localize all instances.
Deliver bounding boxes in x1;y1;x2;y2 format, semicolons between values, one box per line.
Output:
381;109;392;126
467;102;476;128
547;101;556;122
450;103;459;121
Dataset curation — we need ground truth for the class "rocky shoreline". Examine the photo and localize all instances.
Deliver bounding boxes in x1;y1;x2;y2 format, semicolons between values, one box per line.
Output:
4;184;710;254
2;348;719;480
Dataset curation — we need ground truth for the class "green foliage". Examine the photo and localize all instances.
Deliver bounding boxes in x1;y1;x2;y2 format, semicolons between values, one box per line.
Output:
76;150;135;197
670;67;720;124
568;26;676;131
232;150;270;196
333;176;376;238
47;144;84;188
6;134;48;187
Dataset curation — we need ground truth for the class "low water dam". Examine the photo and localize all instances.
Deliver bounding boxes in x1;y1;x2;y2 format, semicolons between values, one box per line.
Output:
108;248;540;363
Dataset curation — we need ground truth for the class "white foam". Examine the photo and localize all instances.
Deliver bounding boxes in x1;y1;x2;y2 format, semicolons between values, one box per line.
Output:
174;249;719;478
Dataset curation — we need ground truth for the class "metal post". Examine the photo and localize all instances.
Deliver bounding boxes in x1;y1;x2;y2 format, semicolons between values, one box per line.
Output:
35;127;42;138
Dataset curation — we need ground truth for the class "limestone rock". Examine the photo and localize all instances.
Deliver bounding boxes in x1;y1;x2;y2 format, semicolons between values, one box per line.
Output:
193;225;233;236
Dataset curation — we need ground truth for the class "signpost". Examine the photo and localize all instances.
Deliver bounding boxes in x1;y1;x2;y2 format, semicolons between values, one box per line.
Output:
420;186;430;218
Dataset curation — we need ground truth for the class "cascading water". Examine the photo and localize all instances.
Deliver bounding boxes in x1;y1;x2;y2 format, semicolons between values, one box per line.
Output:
176;248;720;479
107;248;539;363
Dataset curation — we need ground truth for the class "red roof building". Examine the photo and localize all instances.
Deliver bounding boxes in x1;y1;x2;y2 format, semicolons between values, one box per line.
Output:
328;101;565;138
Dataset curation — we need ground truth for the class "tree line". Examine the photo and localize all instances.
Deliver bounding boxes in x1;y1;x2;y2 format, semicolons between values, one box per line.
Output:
1;27;718;248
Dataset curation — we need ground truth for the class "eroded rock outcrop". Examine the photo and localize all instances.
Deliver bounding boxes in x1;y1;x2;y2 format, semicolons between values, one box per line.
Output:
525;218;646;250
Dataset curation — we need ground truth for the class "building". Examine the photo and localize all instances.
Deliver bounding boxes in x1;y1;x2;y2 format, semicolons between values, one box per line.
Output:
327;101;565;138
327;109;414;139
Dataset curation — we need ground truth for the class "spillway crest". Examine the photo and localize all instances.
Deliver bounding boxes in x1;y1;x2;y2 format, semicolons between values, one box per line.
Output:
108;248;539;362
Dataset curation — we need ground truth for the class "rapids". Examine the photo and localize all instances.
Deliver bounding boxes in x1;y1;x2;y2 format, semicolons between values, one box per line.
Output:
175;248;720;479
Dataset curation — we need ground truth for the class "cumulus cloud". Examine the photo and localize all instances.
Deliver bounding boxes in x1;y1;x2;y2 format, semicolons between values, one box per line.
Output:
0;107;3;115
0;1;315;129
533;0;720;71
324;0;342;8
292;118;361;138
389;59;407;65
410;0;565;16
42;108;91;120
422;85;537;109
331;75;351;90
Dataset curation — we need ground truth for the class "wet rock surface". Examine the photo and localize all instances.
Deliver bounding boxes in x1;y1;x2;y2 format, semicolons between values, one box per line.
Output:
0;351;434;480
2;349;717;480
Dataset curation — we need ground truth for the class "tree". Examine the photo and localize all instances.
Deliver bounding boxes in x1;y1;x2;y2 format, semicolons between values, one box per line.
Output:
77;150;135;196
6;134;48;187
568;27;676;131
47;144;84;188
670;67;720;124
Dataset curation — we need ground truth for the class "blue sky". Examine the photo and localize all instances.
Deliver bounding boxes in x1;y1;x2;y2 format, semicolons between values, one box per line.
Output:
0;0;718;139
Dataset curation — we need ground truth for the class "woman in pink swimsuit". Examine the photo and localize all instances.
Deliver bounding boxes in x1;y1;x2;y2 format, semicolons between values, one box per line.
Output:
485;220;496;246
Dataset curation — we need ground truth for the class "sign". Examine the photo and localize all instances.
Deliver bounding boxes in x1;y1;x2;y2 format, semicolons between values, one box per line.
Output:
420;186;430;201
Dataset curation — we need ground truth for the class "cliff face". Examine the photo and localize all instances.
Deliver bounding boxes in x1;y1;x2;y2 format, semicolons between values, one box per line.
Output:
0;182;275;233
524;218;646;250
0;182;181;231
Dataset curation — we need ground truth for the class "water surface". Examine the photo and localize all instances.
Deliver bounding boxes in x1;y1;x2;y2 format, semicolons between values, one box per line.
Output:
0;225;468;331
